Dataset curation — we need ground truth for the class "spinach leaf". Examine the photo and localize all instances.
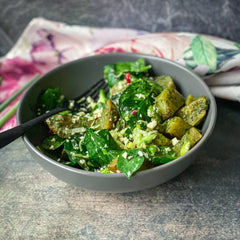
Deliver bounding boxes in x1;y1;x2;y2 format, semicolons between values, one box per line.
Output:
117;149;145;179
104;64;120;88
83;129;120;167
42;134;65;150
118;79;161;127
110;92;122;106
104;58;151;88
64;133;92;170
97;129;121;150
39;88;65;113
37;145;64;161
115;145;176;178
115;58;151;75
151;146;177;164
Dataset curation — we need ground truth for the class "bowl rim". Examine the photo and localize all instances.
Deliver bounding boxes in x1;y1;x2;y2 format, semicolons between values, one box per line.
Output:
17;52;217;179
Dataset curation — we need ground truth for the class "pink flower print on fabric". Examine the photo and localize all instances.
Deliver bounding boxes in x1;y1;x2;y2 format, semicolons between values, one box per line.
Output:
0;57;40;103
94;38;165;58
30;28;91;68
0;57;41;132
94;33;192;60
130;39;164;57
31;29;69;66
94;46;127;55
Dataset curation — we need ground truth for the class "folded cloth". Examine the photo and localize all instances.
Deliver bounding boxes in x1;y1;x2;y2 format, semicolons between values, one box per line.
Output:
1;17;240;131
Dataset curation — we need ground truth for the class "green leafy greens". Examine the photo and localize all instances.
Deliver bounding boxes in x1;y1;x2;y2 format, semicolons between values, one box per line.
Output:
39;58;207;179
118;79;162;127
104;58;151;87
39;87;65;113
83;129;120;167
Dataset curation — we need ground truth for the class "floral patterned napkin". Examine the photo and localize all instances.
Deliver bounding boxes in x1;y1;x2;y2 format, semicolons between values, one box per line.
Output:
1;18;240;131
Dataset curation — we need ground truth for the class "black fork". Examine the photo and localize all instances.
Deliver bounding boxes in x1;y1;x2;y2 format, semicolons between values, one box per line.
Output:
0;78;108;148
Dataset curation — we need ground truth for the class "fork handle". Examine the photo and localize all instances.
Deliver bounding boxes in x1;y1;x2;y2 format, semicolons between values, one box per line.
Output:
0;106;66;148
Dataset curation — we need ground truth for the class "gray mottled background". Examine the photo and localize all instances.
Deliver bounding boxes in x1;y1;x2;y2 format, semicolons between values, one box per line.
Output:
0;0;240;55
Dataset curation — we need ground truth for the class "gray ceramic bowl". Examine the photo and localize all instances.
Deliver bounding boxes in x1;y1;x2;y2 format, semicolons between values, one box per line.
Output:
17;53;217;192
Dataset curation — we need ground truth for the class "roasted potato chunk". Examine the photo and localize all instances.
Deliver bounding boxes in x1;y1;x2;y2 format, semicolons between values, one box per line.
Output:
153;132;172;147
177;96;208;126
164;116;191;139
45;113;93;138
100;99;119;130
154;75;176;89
155;87;185;120
185;94;197;105
173;127;202;156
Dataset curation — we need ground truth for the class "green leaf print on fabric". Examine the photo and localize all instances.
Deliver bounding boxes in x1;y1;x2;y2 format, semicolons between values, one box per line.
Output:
183;37;240;75
190;35;217;73
234;42;240;50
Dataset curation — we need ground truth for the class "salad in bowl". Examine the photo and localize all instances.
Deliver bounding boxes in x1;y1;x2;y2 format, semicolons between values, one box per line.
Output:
38;58;208;179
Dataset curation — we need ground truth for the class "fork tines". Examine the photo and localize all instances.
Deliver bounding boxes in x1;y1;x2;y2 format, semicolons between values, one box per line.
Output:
72;78;108;112
77;78;107;101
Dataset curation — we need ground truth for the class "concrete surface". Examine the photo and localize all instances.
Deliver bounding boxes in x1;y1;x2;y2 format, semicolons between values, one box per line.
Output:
0;99;239;240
